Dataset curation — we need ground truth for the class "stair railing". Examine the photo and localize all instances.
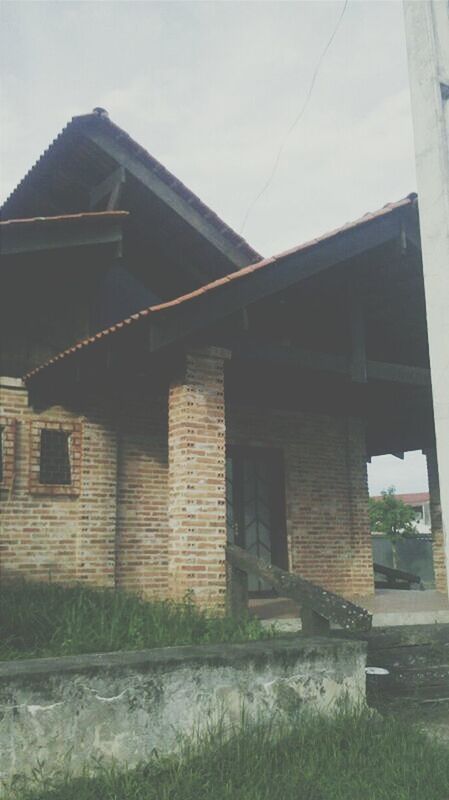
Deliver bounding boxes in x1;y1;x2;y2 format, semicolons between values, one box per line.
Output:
226;544;372;635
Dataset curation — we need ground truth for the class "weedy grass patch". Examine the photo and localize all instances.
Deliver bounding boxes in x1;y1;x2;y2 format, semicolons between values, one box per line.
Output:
6;708;449;800
0;580;270;660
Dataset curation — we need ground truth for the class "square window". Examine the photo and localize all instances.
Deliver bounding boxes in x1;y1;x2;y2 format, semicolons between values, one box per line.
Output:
39;429;72;485
29;420;82;496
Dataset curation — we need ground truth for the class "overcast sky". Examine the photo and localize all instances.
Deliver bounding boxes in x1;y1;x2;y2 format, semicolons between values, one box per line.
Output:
0;0;428;493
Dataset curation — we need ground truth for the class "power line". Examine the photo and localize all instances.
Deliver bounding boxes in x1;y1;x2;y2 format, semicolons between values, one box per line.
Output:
240;0;349;235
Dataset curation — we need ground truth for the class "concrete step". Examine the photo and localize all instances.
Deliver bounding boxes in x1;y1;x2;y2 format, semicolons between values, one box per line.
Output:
367;664;449;703
365;623;449;649
367;643;449;668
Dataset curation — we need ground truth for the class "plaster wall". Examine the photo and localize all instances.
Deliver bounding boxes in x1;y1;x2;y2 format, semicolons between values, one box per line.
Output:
0;636;366;791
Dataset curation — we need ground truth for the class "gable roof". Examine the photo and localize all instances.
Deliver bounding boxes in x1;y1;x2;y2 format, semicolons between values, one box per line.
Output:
1;109;261;286
24;192;419;383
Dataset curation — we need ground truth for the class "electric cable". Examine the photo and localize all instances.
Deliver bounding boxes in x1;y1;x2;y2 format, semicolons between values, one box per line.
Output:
240;0;349;235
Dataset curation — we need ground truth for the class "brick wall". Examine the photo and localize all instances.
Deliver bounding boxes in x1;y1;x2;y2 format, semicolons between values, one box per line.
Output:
77;410;117;587
1;372;373;604
116;394;169;597
426;447;448;595
0;378;104;582
228;406;374;599
0;377;170;595
167;347;229;608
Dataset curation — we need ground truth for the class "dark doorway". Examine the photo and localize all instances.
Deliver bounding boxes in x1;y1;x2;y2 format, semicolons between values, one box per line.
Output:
226;446;288;594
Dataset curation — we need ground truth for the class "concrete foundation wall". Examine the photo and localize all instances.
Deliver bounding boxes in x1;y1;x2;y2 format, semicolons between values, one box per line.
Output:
0;637;366;790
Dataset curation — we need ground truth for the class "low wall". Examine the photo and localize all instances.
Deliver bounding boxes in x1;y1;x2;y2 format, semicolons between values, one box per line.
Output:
0;636;366;790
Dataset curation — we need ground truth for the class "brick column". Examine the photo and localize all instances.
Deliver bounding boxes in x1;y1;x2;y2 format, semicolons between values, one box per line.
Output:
346;417;374;598
426;447;448;595
168;346;230;609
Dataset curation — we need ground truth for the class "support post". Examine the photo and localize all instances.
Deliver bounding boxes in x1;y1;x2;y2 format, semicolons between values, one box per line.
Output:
300;607;331;635
226;562;248;617
349;280;367;383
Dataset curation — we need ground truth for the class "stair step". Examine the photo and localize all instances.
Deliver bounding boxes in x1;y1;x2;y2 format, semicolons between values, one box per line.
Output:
367;642;449;668
366;623;449;649
367;665;449;701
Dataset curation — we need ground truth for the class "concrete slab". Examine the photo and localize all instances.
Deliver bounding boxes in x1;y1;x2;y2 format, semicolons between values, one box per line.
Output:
252;590;449;631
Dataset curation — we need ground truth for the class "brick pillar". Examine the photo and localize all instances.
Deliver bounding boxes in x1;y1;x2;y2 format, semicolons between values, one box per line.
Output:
426;447;448;595
168;346;230;609
346;417;374;598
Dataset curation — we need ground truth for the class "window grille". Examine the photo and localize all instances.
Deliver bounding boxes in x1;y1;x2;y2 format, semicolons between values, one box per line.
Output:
39;429;72;485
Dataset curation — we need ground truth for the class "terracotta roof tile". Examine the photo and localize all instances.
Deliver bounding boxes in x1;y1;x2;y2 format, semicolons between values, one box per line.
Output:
371;492;429;505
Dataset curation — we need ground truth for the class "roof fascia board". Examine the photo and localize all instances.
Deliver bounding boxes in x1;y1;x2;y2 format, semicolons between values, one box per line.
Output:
82;123;252;269
402;202;422;251
1;218;124;257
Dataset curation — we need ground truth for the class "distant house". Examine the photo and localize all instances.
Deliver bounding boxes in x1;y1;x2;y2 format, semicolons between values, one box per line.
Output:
371;492;431;534
0;109;446;606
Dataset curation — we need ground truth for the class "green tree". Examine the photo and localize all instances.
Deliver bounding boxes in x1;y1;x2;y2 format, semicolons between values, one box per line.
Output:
369;487;418;539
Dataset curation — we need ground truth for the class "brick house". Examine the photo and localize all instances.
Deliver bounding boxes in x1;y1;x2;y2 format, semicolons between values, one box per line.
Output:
1;109;446;608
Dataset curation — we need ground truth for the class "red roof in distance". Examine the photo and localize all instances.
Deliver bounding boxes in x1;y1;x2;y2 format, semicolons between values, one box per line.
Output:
371;492;429;505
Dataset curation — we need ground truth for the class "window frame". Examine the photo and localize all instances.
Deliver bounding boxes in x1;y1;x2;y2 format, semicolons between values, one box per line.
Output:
0;416;17;492
29;420;82;496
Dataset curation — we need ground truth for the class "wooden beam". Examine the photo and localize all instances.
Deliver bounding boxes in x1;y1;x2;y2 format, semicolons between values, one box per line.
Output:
89;167;126;210
403;203;422;251
366;360;431;387
349;279;367;383
233;343;349;375
230;343;431;387
0;216;125;257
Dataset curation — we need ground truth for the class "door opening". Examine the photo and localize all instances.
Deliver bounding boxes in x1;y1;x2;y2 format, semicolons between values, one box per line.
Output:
226;446;288;595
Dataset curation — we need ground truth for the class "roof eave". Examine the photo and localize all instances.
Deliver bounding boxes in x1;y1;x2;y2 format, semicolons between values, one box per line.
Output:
24;194;418;386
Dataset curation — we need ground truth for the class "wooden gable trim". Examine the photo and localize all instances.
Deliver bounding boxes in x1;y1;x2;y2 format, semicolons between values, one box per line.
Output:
82;123;253;270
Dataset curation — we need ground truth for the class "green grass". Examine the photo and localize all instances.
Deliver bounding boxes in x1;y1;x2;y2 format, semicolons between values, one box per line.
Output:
6;708;449;800
0;580;270;660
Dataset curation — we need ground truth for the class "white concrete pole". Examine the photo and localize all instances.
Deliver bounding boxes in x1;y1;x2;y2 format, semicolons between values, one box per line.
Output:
403;1;449;594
